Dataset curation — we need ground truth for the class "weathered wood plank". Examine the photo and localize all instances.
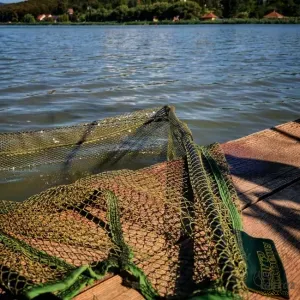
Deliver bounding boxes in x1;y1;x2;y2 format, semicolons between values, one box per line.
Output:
243;180;300;299
73;275;143;300
112;288;144;300
222;120;300;208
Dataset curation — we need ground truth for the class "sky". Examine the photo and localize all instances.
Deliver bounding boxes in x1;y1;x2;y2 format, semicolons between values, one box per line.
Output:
1;0;24;3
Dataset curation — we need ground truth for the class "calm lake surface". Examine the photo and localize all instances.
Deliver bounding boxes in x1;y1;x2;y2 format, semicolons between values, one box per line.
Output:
0;25;300;145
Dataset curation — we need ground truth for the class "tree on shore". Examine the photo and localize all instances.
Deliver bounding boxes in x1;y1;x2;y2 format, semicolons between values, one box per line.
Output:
0;0;300;23
23;13;35;23
55;0;67;15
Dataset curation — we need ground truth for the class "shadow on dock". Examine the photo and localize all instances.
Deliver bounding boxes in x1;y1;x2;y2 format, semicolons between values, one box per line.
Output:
225;154;300;252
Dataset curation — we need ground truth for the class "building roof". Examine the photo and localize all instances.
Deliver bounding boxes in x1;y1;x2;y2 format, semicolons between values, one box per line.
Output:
264;10;284;19
202;12;218;19
37;14;52;21
67;8;74;15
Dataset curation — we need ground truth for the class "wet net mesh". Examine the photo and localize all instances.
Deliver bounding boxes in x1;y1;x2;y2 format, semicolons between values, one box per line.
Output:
0;106;247;299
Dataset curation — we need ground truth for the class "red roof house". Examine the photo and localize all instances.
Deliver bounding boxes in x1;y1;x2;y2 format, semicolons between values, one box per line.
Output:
264;10;284;19
201;13;218;20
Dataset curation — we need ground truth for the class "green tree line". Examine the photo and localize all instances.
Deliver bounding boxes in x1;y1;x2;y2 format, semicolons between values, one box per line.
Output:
0;0;300;23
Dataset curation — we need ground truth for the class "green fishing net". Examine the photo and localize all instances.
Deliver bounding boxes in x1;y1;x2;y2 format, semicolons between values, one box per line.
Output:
0;106;248;299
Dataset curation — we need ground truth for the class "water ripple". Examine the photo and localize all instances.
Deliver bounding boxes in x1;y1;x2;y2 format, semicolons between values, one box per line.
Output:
0;24;300;145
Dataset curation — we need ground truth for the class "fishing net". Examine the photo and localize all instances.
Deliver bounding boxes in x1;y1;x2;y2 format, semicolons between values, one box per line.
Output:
0;106;252;299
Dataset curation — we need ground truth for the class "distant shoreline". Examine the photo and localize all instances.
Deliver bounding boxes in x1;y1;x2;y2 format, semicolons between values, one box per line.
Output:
1;18;300;26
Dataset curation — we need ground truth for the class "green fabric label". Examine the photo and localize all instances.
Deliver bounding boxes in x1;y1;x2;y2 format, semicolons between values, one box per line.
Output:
241;231;289;299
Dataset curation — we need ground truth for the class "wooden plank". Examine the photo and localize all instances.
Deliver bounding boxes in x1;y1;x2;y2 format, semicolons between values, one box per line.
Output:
73;275;143;300
242;180;300;299
221;120;300;208
112;288;144;300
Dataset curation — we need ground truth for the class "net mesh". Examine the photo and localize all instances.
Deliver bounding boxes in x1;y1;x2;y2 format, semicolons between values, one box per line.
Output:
0;106;247;299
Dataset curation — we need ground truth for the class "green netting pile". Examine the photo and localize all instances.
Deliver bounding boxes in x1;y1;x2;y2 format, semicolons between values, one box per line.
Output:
0;106;248;299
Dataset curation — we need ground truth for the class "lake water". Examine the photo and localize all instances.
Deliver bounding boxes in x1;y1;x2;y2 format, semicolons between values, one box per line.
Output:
0;25;300;145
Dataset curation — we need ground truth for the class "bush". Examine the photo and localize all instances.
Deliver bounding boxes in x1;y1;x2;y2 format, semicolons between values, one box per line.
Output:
151;2;171;20
89;7;110;22
168;1;203;20
44;16;54;22
23;14;35;23
109;5;129;22
236;11;249;19
58;14;69;22
79;14;86;22
85;1;206;23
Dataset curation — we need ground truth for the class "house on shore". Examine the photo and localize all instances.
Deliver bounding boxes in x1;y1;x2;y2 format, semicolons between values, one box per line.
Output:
201;13;218;21
263;10;284;19
67;8;74;16
37;14;52;21
173;15;180;22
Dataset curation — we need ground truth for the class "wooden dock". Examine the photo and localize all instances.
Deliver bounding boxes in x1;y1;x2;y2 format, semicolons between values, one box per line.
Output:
75;119;300;300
